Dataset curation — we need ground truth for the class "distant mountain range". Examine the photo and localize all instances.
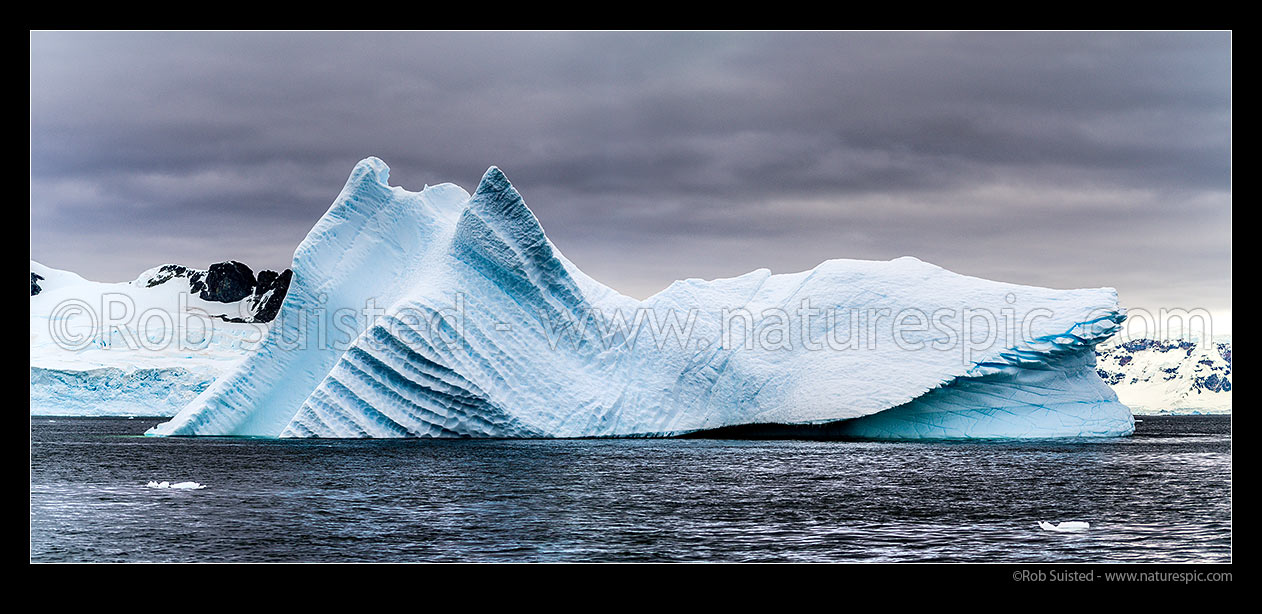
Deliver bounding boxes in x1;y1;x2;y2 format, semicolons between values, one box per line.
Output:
32;260;291;323
1096;337;1231;414
30;259;292;416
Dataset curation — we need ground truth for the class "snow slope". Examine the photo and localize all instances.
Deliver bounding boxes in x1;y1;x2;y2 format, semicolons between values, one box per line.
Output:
149;158;1133;439
30;261;271;416
1096;338;1231;414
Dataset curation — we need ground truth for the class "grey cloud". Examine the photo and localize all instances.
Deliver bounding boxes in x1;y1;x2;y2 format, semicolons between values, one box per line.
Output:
29;31;1231;325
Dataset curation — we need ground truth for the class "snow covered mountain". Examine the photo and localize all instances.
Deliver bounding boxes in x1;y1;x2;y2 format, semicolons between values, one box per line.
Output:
147;158;1134;439
29;260;290;416
36;260;292;324
1096;338;1231;414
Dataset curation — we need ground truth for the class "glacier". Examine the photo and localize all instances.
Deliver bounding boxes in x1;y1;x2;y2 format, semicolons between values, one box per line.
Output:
29;260;272;416
30;365;219;416
148;157;1134;439
1096;337;1231;414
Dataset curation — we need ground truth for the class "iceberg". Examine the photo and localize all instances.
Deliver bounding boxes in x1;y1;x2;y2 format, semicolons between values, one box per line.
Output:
148;158;1134;439
146;481;206;490
1039;521;1090;532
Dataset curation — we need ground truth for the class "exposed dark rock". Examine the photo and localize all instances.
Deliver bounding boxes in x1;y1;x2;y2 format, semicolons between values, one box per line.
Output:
31;272;44;296
1198;374;1230;392
145;264;196;288
256;269;278;288
138;260;293;323
1119;338;1207;357
250;269;292;323
200;261;255;303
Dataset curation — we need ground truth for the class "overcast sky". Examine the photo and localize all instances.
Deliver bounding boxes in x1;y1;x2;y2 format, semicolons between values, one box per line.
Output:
30;31;1231;333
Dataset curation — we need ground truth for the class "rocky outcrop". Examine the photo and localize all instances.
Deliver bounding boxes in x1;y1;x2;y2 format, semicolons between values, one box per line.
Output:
201;261;256;303
249;269;292;323
138;260;292;323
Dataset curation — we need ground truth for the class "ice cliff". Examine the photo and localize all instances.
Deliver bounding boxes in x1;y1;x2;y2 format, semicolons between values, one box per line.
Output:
29;260;285;416
147;158;1133;439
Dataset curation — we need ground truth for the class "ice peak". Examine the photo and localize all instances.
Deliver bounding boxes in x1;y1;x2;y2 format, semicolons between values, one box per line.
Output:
467;166;539;233
475;165;512;196
347;156;391;190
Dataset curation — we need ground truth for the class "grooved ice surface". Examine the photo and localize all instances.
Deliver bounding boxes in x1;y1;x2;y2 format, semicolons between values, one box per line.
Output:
148;158;1133;439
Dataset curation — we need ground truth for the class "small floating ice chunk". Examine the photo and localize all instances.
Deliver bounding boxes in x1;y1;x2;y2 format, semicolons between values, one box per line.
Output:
1039;521;1089;532
146;480;206;490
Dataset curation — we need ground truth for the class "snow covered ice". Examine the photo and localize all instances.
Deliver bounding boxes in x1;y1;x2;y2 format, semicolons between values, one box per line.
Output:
148;157;1134;440
1096;337;1231;414
30;261;271;416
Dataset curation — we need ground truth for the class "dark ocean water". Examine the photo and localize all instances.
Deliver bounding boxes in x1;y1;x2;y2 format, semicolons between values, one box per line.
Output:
30;415;1231;562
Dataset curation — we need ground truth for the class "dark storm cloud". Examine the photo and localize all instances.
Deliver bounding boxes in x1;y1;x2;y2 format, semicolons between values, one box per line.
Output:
30;31;1231;327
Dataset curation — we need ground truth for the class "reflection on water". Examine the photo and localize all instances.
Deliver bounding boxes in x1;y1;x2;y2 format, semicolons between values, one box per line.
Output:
30;415;1231;562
